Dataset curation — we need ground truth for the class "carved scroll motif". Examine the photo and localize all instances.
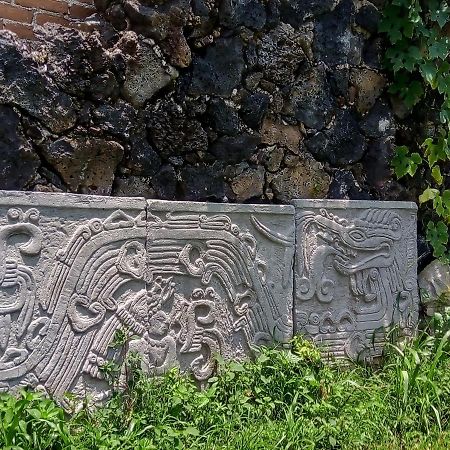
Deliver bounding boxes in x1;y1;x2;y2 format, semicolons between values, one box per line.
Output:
0;205;148;401
142;206;294;380
0;194;295;402
294;203;419;362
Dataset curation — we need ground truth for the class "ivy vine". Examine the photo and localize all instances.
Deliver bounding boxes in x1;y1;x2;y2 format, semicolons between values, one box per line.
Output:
380;0;450;260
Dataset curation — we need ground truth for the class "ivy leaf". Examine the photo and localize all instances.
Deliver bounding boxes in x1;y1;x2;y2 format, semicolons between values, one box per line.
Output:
432;165;444;185
430;2;450;28
440;109;450;123
442;189;450;214
391;146;423;178
386;44;423;72
380;5;413;43
423;136;449;166
420;61;438;86
429;37;450;59
403;81;424;108
426;220;449;258
419;187;440;204
432;193;450;218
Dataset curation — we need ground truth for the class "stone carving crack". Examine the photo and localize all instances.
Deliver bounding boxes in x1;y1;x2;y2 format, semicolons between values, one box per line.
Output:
0;193;418;403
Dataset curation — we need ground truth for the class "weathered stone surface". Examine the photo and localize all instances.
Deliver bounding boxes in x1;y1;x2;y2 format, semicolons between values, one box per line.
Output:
293;199;419;362
254;23;306;86
0;34;77;133
42;136;124;195
0;191;147;404
42;27;116;100
240;93;270;130
306;110;367;166
259;146;285;172
0;2;434;208
270;154;330;202
147;98;208;158
313;0;362;66
189;37;244;96
284;66;335;130
362;138;394;191
327;169;371;200
260;119;303;153
279;0;338;27
0;189;423;399
92;101;139;140
122;42;178;107
0;192;295;400
121;0;192;67
113;176;155;198
138;200;294;379
151;164;178;200
419;260;450;316
360;101;395;139
350;68;386;114
125;135;162;178
231;165;265;201
355;3;381;34
0;106;40;190
219;0;267;30
179;164;226;201
210;133;260;164
206;98;243;136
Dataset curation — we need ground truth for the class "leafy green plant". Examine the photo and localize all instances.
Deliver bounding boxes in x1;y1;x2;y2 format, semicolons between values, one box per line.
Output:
381;0;450;260
0;389;70;450
4;317;450;449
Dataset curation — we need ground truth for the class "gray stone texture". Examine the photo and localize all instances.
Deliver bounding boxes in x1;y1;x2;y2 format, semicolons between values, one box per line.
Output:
419;260;450;316
0;191;147;405
138;200;295;380
293;200;419;362
0;191;294;402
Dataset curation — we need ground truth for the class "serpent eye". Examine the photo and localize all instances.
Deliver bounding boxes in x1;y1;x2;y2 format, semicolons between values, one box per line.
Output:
348;230;366;242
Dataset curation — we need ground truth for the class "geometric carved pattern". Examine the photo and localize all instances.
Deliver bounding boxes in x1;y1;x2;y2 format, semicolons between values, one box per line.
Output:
0;192;295;402
0;191;420;402
0;191;147;404
131;201;295;382
293;200;419;363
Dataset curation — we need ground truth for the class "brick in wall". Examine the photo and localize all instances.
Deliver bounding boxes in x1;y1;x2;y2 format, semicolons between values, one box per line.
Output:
0;0;97;40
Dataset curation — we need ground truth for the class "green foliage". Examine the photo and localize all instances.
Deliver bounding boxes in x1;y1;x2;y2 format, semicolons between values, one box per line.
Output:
391;146;423;178
0;390;70;449
381;1;450;260
5;322;450;449
426;220;449;257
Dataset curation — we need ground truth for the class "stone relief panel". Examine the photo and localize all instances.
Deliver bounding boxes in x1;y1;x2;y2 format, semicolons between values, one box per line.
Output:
129;201;295;382
0;191;420;402
0;191;147;403
293;200;419;362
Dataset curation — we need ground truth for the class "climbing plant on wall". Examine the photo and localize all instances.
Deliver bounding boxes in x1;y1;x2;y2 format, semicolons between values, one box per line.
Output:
381;0;450;260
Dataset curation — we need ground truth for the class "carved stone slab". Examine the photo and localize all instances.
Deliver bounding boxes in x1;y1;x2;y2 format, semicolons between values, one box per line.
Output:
0;191;147;402
130;200;295;381
292;200;418;362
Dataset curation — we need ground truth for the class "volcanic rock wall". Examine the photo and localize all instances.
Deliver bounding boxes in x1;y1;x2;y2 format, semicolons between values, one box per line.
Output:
0;0;414;205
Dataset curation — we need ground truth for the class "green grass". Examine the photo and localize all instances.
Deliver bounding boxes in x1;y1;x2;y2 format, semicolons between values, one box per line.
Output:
3;313;450;450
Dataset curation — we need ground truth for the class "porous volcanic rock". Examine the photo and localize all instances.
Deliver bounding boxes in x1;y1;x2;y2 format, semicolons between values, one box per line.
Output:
270;153;330;202
42;136;124;195
0;0;433;208
0;34;77;133
189;37;245;97
306;109;366;166
0;105;40;190
122;42;178;107
231;164;265;201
